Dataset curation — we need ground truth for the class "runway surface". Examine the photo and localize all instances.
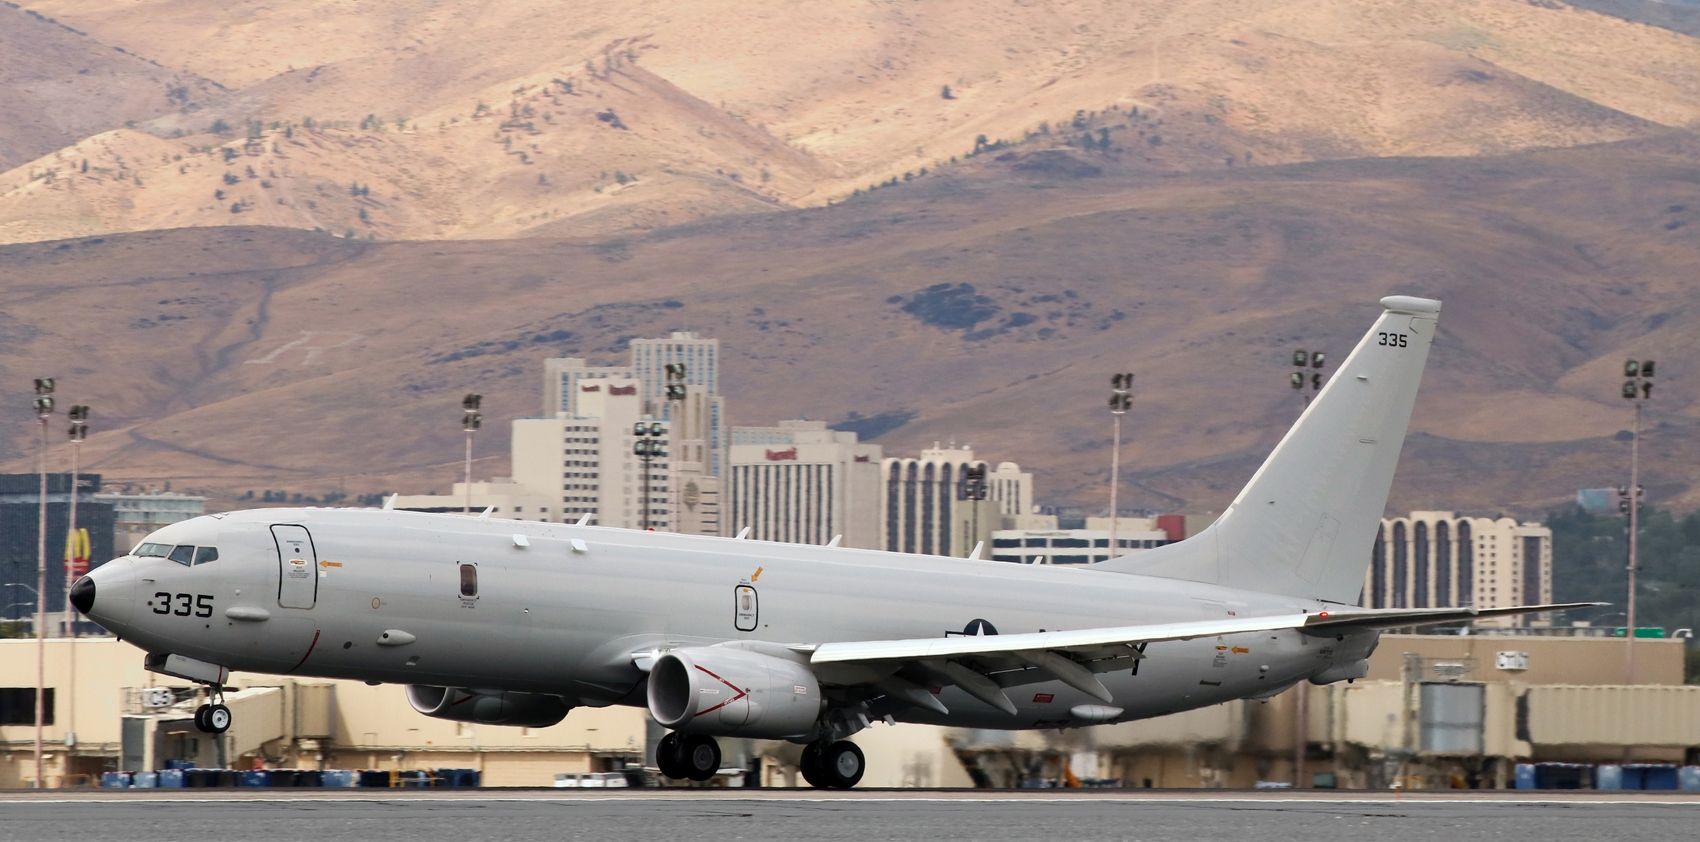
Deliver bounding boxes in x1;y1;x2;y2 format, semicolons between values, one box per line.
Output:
3;790;1696;842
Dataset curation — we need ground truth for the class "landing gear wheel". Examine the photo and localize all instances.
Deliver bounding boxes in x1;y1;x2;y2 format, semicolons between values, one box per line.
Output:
203;703;232;734
681;735;721;782
818;741;864;789
798;742;827;789
193;704;211;732
656;732;689;780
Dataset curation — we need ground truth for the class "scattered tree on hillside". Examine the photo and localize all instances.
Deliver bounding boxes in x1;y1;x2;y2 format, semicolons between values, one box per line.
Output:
941;84;955;100
80;160;88;173
210;118;231;135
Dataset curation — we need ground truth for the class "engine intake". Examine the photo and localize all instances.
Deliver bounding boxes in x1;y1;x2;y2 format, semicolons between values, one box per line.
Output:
406;685;571;728
647;647;821;739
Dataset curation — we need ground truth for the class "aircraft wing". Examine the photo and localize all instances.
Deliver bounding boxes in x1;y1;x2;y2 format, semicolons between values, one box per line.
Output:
807;602;1600;665
799;602;1600;712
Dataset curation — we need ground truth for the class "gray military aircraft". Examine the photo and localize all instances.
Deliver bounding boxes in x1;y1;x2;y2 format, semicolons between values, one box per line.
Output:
72;295;1591;788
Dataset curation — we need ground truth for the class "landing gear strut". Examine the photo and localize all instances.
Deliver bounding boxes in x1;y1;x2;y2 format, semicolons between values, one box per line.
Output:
799;740;864;789
656;732;720;782
193;685;231;734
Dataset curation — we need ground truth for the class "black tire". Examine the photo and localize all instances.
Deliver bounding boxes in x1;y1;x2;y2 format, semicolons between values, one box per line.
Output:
205;703;232;734
682;735;721;782
798;742;827;789
819;741;864;789
193;704;211;733
656;732;688;780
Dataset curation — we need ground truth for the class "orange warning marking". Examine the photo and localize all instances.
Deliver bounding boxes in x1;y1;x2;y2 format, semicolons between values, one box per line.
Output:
751;566;764;582
318;560;344;568
1231;647;1249;654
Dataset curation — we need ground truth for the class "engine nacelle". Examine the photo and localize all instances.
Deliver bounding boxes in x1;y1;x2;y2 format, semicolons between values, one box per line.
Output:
647;647;822;739
406;685;571;728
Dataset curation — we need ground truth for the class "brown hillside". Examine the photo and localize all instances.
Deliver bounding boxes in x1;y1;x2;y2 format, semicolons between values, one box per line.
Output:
0;3;223;170
4;0;1697;244
2;130;1697;519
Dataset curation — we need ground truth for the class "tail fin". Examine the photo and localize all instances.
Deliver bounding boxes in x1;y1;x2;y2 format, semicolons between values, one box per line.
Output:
1095;295;1440;604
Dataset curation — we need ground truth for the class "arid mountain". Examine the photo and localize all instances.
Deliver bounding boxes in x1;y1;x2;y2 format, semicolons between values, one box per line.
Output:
0;2;223;170
3;129;1697;518
3;0;1698;244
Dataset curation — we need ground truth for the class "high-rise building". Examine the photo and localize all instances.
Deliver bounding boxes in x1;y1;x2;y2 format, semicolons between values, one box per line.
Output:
545;332;726;476
542;357;633;417
668;385;722;538
880;445;1034;557
991;515;1173;565
513;376;673;531
726;421;882;548
1365;511;1554;627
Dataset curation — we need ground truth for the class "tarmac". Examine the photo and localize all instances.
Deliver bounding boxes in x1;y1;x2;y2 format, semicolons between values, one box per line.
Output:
2;789;1698;842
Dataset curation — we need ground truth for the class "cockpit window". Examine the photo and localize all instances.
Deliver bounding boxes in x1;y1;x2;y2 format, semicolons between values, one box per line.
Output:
135;542;172;558
168;545;196;566
193;547;220;565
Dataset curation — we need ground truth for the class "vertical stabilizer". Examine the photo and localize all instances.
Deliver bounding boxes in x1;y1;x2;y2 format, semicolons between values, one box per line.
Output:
1095;296;1440;604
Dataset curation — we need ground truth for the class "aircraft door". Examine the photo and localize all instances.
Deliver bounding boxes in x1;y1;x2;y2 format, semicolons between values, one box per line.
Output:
272;524;318;609
734;585;758;632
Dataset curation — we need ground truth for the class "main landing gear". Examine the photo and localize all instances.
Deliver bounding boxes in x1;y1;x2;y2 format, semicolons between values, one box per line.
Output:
799;740;864;789
193;686;232;734
656;732;721;782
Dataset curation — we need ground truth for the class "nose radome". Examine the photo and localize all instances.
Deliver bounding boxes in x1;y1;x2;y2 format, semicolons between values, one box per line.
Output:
70;575;95;615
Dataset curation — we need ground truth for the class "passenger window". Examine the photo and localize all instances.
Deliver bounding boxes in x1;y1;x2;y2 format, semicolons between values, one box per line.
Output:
459;564;478;598
193;547;220;565
168;545;196;566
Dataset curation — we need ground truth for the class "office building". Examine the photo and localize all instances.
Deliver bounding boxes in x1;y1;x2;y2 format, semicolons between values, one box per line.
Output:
513;376;673;531
0;474;113;620
726;421;881;548
1365;511;1553;627
390;480;558;522
880;445;1034;557
990;516;1174;565
94;489;206;553
545;331;726;477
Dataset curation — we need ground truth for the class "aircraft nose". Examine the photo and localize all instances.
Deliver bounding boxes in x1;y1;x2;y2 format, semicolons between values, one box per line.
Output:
70;575;95;614
78;558;136;630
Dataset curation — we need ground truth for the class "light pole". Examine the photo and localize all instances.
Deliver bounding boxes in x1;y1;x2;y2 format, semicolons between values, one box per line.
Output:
64;404;88;756
64;406;88;638
633;421;667;530
31;377;54;789
1107;373;1133;557
1287;351;1324;788
461;394;482;515
1619;358;1654;683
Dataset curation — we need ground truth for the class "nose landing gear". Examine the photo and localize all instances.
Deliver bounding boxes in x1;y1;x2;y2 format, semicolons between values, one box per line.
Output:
656;732;721;782
799;740;864;789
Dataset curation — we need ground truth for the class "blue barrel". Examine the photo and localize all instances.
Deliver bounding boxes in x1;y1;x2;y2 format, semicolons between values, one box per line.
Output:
294;770;324;787
239;770;269;787
1621;765;1648;790
1596;765;1623;790
157;769;186;788
1680;767;1700;791
358;769;390;788
268;769;299;787
1641;765;1679;791
100;771;131;789
321;770;353;788
1514;764;1537;790
132;772;158;789
164;759;195;770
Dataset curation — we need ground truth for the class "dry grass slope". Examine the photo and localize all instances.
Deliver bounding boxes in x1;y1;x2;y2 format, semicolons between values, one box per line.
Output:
2;130;1696;517
2;0;1697;244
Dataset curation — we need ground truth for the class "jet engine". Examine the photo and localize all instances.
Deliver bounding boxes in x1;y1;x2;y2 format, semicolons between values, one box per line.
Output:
647;647;822;739
406;685;572;728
